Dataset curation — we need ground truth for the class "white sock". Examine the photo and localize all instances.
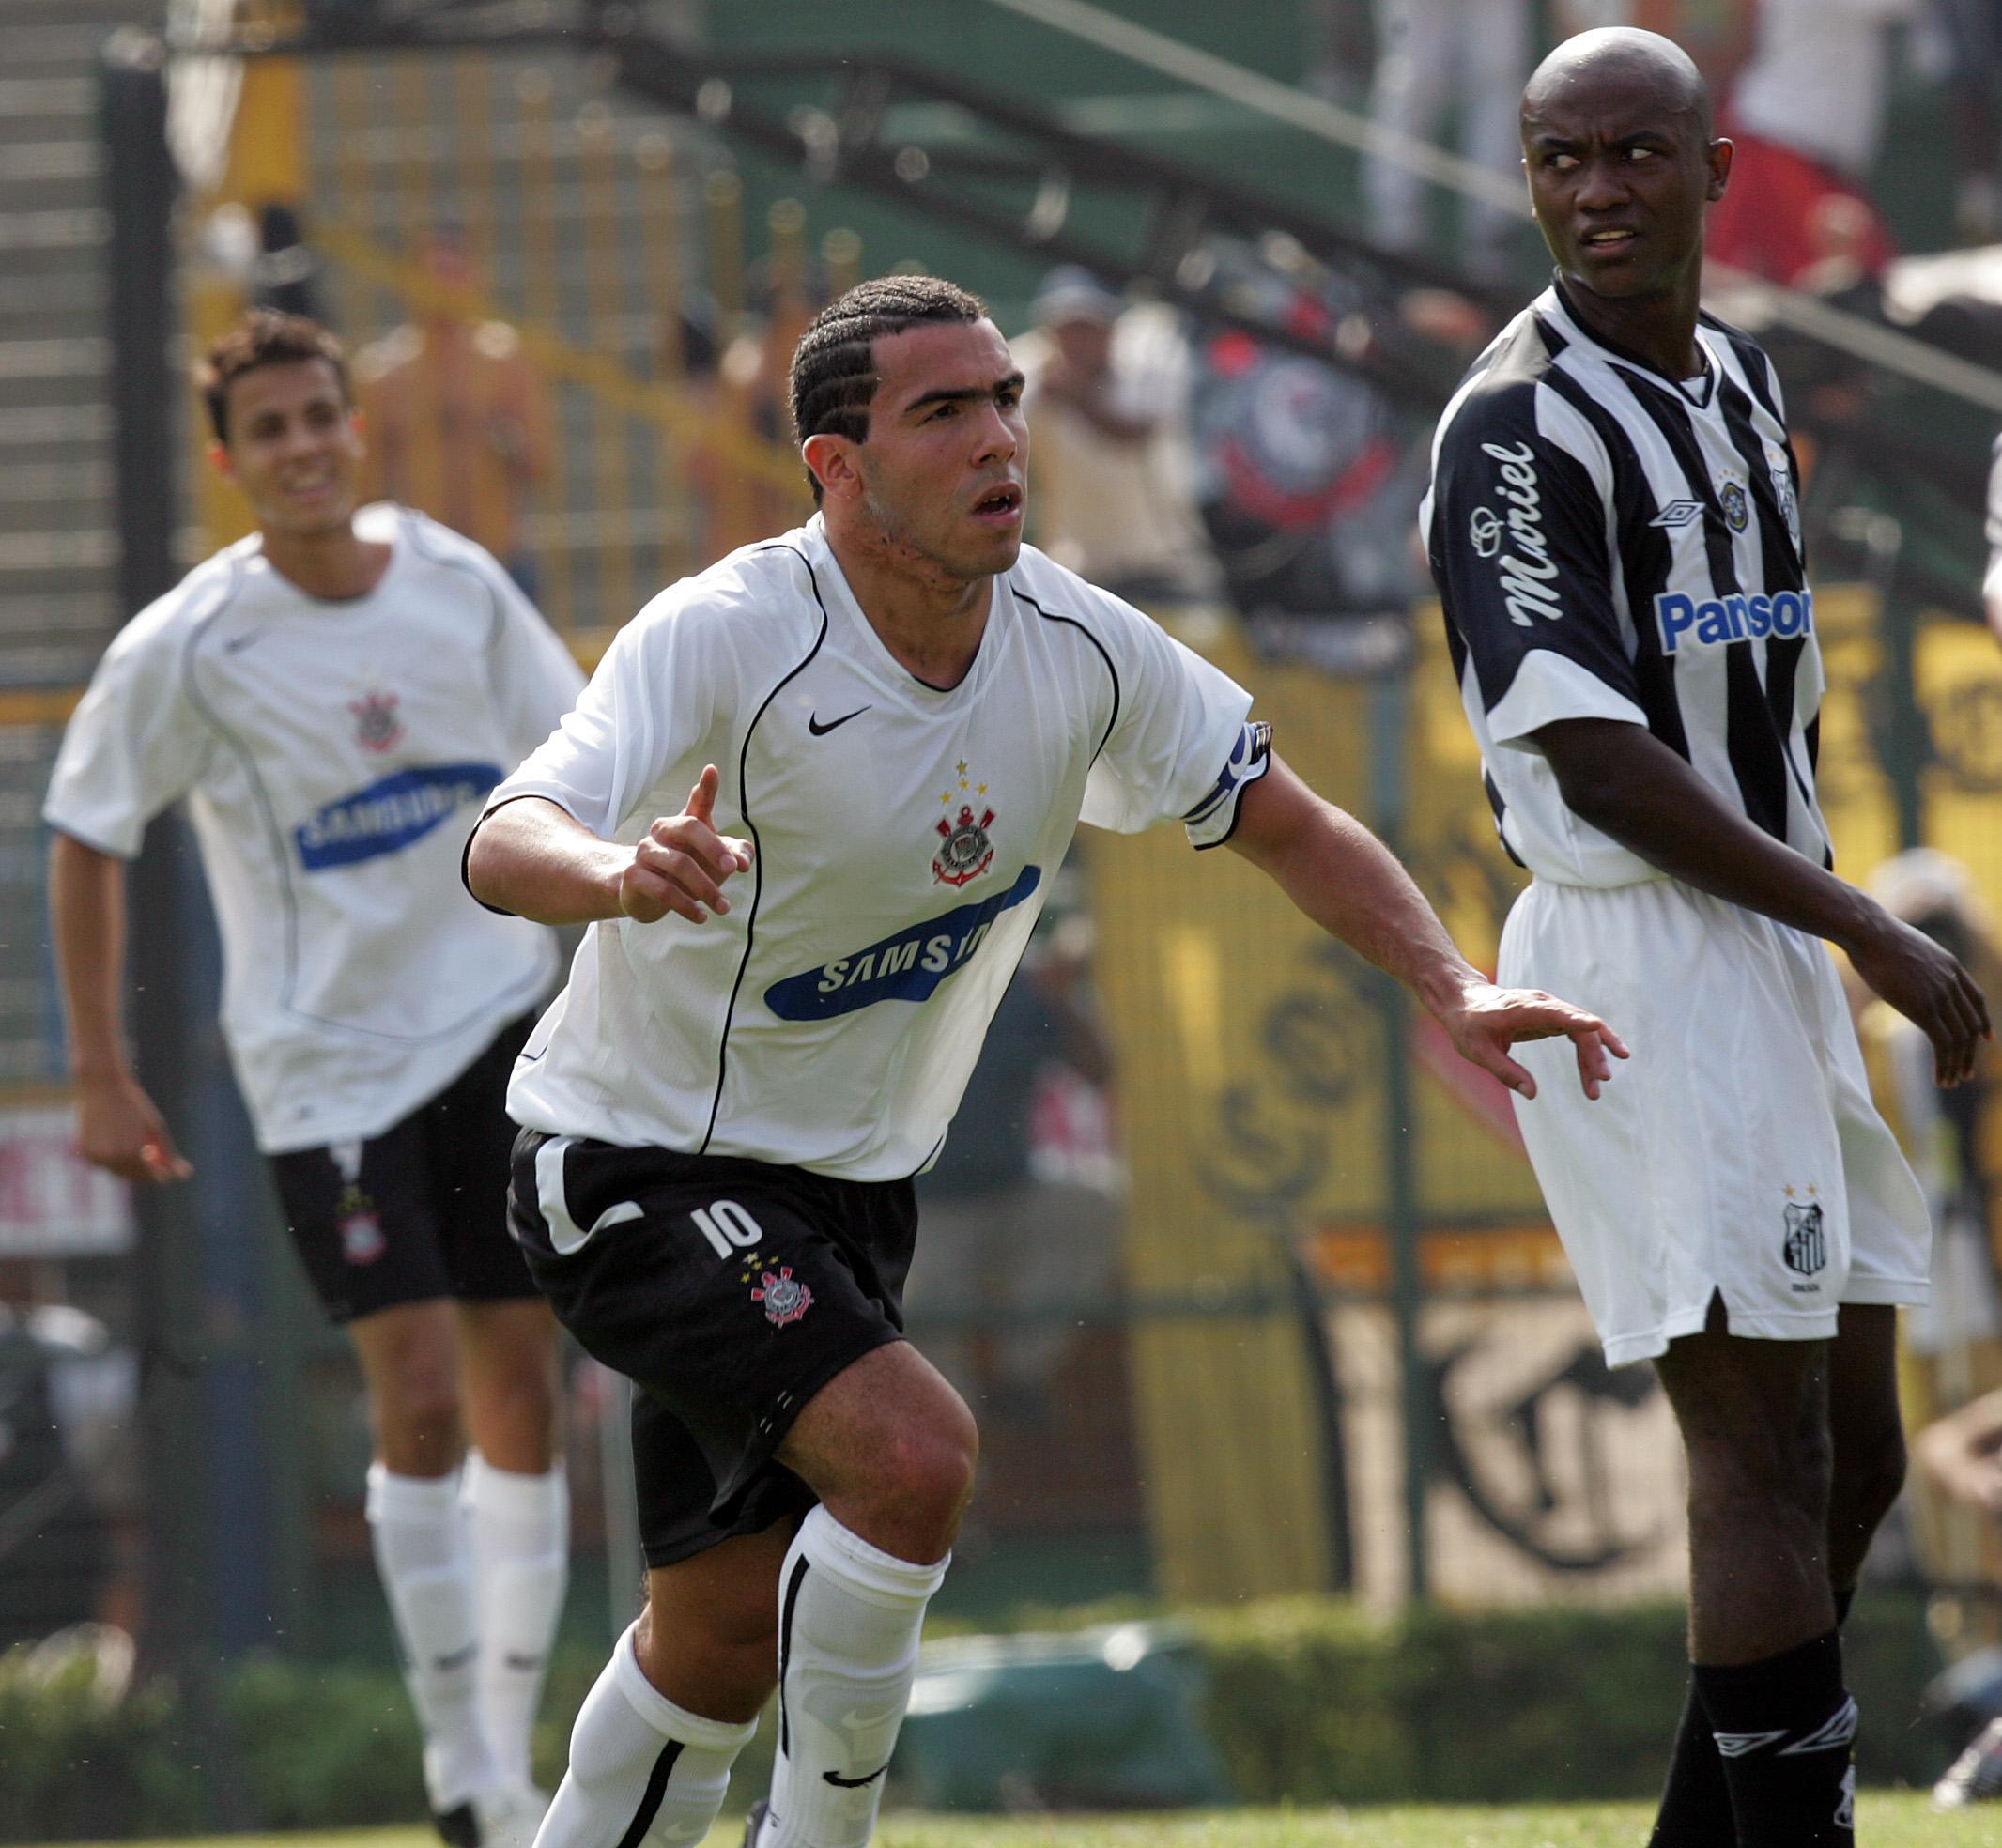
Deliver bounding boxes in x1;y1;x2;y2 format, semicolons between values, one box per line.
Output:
537;1622;757;1848
762;1508;948;1848
367;1462;500;1809
464;1451;571;1790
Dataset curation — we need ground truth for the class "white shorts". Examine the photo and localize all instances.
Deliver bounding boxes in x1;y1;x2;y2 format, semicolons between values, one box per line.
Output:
1500;877;1931;1367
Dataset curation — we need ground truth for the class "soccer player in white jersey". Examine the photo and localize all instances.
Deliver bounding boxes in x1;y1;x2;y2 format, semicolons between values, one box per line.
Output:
1424;32;1991;1847
463;274;1625;1848
45;313;585;1848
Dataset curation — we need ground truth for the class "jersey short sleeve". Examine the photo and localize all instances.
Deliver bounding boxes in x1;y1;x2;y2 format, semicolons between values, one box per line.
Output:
481;586;724;839
1428;379;1646;748
43;595;213;858
484;565;587;762
1075;592;1259;843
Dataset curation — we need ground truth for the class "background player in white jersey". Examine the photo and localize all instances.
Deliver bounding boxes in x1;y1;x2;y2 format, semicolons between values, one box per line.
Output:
464;275;1625;1848
44;313;585;1848
1424;32;1992;1847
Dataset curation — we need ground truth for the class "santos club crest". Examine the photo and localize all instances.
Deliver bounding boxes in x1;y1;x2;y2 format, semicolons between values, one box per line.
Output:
1783;1200;1826;1277
933;758;996;886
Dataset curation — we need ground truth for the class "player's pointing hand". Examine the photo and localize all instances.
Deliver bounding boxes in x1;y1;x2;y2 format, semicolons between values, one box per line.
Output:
1440;979;1631;1101
619;764;755;925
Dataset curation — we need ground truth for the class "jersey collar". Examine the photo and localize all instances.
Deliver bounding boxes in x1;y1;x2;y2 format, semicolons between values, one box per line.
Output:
1543;279;1717;409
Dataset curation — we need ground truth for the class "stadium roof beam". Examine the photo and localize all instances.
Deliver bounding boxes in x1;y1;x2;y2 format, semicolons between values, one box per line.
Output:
169;0;1495;410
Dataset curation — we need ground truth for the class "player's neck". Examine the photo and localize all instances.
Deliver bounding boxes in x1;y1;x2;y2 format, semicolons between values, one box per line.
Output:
825;526;993;691
1556;271;1705;383
259;523;394;602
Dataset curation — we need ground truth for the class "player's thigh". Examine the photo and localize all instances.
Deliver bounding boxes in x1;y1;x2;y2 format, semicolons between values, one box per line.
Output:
774;1338;976;1513
269;1115;454;1326
1655;1301;1832;1498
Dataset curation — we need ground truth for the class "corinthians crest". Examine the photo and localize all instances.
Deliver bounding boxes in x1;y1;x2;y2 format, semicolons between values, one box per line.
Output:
350;689;404;754
750;1266;812;1327
933;757;996;886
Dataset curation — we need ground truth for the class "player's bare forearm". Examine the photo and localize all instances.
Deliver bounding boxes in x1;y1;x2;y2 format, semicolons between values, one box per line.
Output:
48;833;190;1181
1228;755;1627;1100
1227;756;1481;1010
468;770;754;928
466;796;631;924
49;833;133;1082
1535;716;1990;1080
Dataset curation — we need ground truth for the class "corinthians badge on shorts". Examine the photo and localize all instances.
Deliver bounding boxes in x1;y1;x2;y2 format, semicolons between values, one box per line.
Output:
751;1265;812;1327
338;1182;386;1266
933;758;996;887
350;690;404;754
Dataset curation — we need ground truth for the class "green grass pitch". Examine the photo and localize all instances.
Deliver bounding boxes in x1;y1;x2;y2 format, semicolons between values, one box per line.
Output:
56;1798;2002;1848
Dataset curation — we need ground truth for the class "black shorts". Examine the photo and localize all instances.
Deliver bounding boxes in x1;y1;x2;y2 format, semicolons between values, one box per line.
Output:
508;1132;917;1566
270;1015;540;1325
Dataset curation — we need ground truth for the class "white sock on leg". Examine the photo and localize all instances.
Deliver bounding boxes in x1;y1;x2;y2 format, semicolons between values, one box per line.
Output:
762;1508;947;1848
366;1462;499;1810
537;1622;757;1848
463;1451;571;1790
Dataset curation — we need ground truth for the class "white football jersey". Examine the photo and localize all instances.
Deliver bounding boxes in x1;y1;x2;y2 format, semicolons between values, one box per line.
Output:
486;516;1263;1180
45;504;583;1153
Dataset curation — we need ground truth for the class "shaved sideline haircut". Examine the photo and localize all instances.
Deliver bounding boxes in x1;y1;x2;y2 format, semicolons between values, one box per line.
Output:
788;275;988;500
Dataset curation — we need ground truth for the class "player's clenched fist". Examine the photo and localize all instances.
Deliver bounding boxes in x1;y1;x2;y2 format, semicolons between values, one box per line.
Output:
619;763;754;924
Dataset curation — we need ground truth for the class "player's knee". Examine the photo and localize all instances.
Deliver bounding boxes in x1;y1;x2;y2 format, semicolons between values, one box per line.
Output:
1687;1425;1829;1533
375;1378;462;1468
875;1408;978;1535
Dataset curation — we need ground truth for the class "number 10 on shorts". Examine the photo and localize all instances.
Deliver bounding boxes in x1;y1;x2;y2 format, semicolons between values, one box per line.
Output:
691;1199;763;1257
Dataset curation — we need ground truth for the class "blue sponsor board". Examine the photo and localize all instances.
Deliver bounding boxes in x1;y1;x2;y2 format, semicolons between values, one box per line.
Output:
1654;588;1813;654
765;865;1043;1020
294;761;501;870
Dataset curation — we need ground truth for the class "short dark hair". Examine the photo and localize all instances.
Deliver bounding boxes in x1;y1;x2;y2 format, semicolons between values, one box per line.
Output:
196;310;351;445
788;275;987;500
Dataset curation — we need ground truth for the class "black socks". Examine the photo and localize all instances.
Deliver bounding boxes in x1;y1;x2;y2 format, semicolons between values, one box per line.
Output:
1692;1629;1856;1847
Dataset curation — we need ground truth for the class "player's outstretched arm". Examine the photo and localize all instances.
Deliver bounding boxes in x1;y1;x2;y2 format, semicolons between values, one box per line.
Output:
47;833;192;1183
466;766;753;927
1227;754;1628;1100
1915;1388;2002;1515
1536;716;1992;1085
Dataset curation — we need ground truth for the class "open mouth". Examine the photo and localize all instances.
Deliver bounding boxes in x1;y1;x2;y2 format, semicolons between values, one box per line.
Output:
971;484;1023;521
1581;228;1639;252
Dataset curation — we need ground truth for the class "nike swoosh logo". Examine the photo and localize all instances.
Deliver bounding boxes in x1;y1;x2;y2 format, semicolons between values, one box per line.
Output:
823;1765;888;1788
808;706;870;736
223;629;269;654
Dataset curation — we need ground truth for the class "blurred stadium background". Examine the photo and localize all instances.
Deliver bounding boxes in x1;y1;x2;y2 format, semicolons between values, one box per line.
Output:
7;0;2002;1830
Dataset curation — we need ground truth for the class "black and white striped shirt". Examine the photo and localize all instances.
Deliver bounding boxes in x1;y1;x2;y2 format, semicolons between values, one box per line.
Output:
1422;283;1830;888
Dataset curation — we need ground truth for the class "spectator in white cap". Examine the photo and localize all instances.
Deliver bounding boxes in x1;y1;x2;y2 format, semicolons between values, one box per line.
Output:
1011;266;1224;611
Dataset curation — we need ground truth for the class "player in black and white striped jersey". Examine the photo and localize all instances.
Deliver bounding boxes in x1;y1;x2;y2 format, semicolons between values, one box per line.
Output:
1425;29;1989;1847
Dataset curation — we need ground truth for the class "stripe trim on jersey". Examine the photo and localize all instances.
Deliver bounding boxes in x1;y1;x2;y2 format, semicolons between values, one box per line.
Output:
703;542;830;1155
776;1553;810;1757
1010;583;1120;763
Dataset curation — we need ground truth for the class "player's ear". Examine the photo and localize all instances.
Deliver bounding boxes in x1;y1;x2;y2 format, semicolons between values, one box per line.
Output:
1706;135;1732;204
802;431;861;503
207;438;236;484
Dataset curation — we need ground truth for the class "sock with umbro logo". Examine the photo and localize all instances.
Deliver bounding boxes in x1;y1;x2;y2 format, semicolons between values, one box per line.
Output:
1694;1628;1856;1846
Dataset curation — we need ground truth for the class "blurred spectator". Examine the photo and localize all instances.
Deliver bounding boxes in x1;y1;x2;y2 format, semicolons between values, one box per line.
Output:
1934;0;2002;243
1185;245;1430;673
1708;0;1917;287
1011;267;1224;610
1361;0;1532;280
356;226;552;595
907;886;1122;1425
1917;1388;2002;1806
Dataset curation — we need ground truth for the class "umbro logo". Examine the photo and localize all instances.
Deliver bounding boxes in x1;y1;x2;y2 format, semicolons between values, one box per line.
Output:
808;706;870;736
1650;500;1705;530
